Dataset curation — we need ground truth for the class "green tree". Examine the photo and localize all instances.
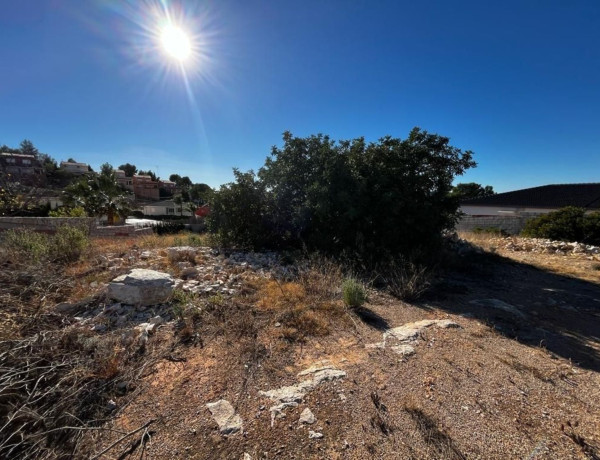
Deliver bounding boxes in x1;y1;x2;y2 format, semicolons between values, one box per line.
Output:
19;139;39;157
169;174;181;183
100;162;114;176
450;182;494;201
118;163;137;177
209;128;475;259
63;168;131;225
190;183;212;203
207;169;273;249
137;170;157;181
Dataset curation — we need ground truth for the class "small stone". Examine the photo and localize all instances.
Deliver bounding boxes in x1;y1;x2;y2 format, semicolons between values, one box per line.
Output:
309;430;324;439
299;408;316;424
391;344;415;356
206;399;243;435
106;399;117;411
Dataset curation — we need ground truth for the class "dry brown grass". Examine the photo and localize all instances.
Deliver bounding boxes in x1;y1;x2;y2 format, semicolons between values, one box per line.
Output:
460;231;600;284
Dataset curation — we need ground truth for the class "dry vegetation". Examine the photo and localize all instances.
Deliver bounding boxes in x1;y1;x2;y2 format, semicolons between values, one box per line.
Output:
1;231;600;459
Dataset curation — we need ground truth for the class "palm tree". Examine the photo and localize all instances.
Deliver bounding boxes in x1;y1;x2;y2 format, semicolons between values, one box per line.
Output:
63;169;131;225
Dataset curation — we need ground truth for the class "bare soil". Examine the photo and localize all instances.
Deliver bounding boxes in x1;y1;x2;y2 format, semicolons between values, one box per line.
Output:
84;236;600;459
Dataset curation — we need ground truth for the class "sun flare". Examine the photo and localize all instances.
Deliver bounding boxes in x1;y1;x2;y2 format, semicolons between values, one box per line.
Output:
160;24;191;61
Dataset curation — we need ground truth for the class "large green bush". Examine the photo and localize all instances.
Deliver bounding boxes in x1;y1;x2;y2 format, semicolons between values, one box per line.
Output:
207;128;475;260
522;207;600;244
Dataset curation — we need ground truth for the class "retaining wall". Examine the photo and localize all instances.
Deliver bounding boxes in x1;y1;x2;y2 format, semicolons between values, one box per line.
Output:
456;213;542;235
0;217;152;237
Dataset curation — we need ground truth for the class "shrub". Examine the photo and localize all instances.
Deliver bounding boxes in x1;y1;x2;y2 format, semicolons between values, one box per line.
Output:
522;207;600;244
2;228;49;262
50;224;89;262
1;224;89;264
342;278;367;308
207;128;475;260
206;169;274;249
473;226;508;237
152;221;185;235
48;206;87;217
380;259;431;301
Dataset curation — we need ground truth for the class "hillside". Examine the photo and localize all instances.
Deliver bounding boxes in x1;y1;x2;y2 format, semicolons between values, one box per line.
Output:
1;233;600;459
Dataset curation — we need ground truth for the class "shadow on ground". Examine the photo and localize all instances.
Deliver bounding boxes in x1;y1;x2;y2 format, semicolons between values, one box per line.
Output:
420;249;600;372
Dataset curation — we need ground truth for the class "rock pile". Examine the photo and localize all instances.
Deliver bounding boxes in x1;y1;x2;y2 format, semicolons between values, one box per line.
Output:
61;246;294;332
259;364;346;426
487;237;600;257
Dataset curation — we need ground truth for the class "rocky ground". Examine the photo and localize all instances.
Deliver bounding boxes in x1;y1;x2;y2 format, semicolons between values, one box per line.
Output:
46;236;598;460
4;234;600;459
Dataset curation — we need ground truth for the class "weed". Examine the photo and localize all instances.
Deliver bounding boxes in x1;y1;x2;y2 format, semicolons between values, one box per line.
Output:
380;258;431;301
50;224;89;262
342;278;367;308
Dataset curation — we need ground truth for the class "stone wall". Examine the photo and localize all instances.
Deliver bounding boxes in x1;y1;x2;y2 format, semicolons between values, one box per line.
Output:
0;217;153;237
93;225;153;237
455;213;542;235
0;217;96;234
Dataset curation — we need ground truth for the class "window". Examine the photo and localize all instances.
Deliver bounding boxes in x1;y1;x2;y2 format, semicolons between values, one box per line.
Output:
167;208;175;214
6;158;16;164
22;159;31;165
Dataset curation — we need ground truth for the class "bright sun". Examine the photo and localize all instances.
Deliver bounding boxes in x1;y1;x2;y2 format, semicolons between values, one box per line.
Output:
160;25;191;61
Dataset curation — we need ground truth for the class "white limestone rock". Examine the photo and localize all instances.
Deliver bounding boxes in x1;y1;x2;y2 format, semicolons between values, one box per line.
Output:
206;399;243;435
108;269;174;306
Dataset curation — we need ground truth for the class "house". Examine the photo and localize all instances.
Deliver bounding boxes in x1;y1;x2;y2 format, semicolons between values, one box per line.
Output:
0;152;45;184
132;175;159;201
460;183;600;216
142;200;195;217
158;179;177;195
115;170;134;191
59;161;89;175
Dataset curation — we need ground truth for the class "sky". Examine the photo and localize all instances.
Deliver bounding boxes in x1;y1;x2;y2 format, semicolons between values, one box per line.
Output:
1;0;599;192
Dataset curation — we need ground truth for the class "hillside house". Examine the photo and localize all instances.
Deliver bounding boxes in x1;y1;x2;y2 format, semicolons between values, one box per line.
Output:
142;200;195;217
0;152;44;184
115;170;134;191
460;183;600;216
59;161;89;175
132;175;159;201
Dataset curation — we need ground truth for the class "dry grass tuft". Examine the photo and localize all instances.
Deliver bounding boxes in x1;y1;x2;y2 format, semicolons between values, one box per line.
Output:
253;258;347;342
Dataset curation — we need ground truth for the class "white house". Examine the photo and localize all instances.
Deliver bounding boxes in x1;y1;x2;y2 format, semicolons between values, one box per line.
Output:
142;200;194;217
460;183;600;216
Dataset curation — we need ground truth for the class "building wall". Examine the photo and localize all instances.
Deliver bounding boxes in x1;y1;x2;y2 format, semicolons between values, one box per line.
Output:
455;213;543;235
460;205;559;216
59;162;88;175
142;204;193;216
132;176;160;201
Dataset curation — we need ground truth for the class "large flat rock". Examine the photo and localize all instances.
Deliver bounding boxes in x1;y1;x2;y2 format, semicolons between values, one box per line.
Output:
108;269;174;306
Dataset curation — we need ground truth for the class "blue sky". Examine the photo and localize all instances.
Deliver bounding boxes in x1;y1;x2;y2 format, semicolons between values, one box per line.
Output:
1;0;599;191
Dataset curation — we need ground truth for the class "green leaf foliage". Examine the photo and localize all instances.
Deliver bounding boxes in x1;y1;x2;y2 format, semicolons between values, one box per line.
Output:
207;128;475;260
522;207;600;244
